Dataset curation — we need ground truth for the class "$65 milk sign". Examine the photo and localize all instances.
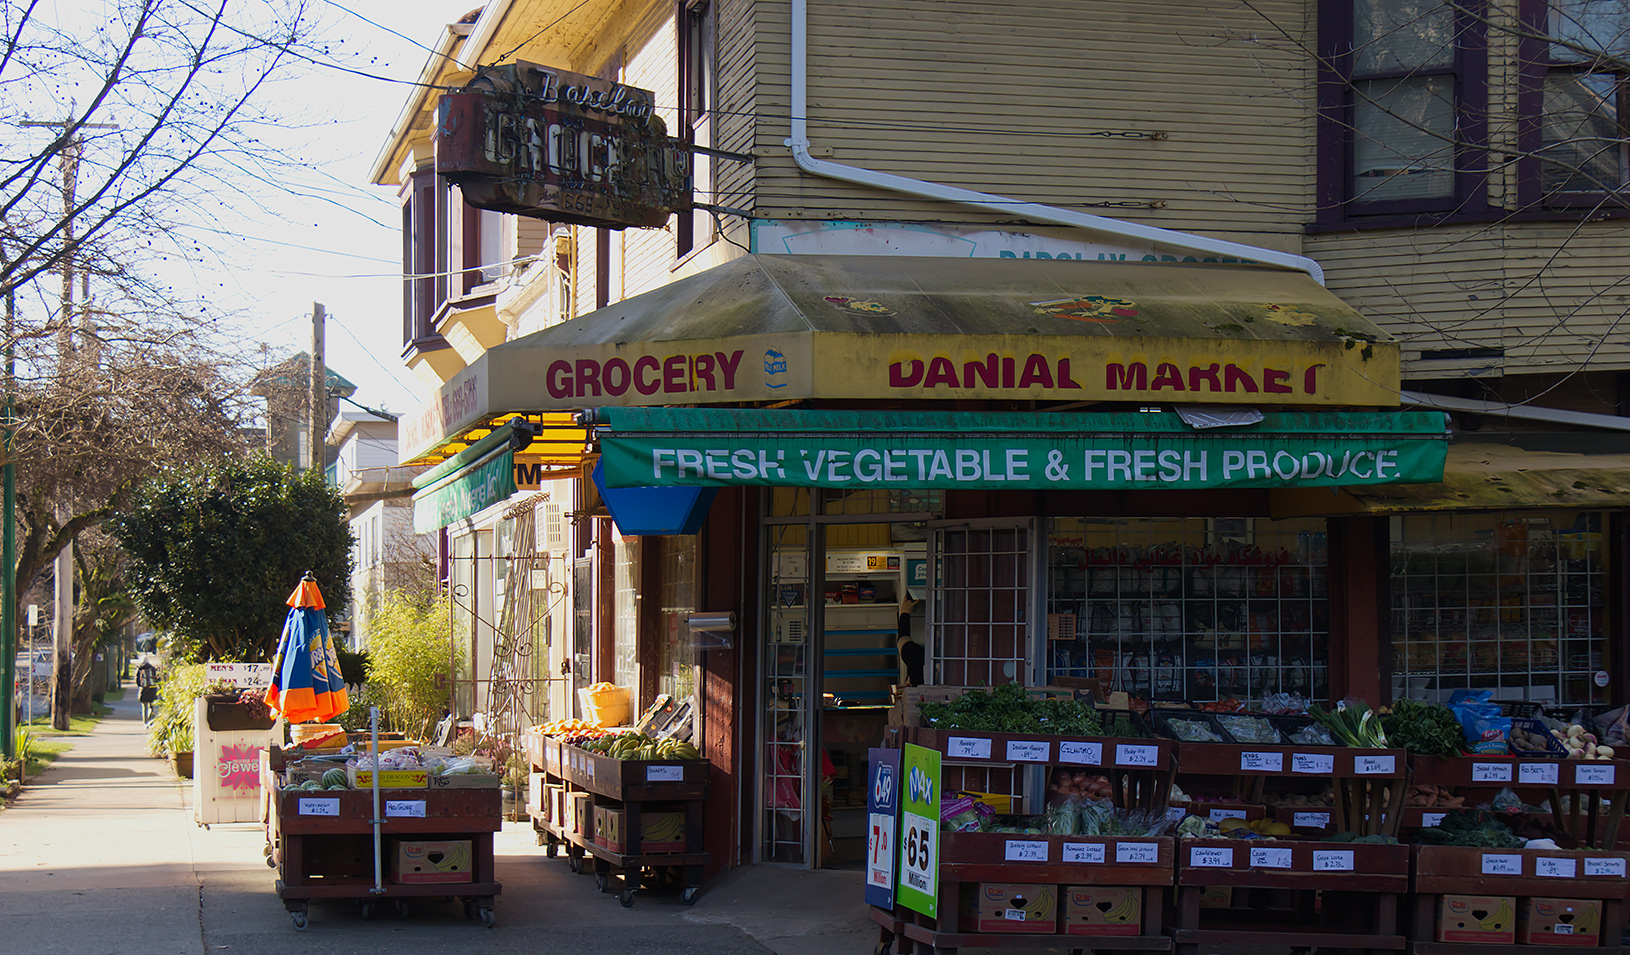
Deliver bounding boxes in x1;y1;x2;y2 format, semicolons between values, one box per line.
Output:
896;743;942;918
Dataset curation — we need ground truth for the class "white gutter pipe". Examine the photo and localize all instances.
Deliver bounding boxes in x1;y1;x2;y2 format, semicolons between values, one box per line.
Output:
782;0;1325;285
1402;390;1630;433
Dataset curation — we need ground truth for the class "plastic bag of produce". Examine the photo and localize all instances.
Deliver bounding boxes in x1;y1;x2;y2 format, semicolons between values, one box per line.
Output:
1446;689;1511;755
1046;797;1081;836
940;793;984;832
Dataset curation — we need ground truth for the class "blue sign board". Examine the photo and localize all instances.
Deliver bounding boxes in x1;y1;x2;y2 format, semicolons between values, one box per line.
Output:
864;747;901;910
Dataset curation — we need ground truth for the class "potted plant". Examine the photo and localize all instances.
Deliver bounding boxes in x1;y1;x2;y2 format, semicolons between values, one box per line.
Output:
146;662;206;777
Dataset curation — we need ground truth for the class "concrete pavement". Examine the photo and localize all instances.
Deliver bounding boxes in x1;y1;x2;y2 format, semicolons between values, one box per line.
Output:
0;697;875;955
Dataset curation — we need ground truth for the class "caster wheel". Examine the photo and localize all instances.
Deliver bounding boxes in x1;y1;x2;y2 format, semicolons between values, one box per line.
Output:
394;900;411;919
619;889;635;908
479;907;496;928
874;941;891;955
545;841;558;858
681;887;700;906
595;872;609;893
265;855;277;869
568;855;583;874
359;901;374;921
462;900;476;920
290;912;308;932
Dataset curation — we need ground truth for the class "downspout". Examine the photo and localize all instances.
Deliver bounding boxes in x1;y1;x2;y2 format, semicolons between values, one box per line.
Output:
782;0;1326;285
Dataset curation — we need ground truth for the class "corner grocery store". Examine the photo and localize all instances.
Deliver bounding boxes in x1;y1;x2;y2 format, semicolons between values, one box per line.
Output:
403;253;1626;871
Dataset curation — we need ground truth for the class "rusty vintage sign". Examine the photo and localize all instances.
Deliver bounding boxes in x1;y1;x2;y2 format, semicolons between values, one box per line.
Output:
435;62;691;229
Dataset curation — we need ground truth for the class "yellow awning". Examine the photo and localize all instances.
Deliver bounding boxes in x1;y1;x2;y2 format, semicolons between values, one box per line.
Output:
402;411;587;474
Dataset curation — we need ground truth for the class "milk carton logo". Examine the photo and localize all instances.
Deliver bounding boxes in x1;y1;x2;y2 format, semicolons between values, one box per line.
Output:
764;348;789;389
873;762;895;806
908;763;934;805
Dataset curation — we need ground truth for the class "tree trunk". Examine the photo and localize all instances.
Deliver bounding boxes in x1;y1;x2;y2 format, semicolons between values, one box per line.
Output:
50;645;70;730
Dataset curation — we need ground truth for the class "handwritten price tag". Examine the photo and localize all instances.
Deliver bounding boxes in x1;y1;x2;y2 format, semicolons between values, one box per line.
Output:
1472;762;1514;783
1313;849;1354;872
1189;846;1233;868
1250;847;1293;869
1116;841;1159;864
1208;808;1247;821
1292;752;1335;774
1576;764;1616;786
298;798;339;816
1240;751;1284;773
385;800;426;818
1063;842;1106;864
1006;740;1050;762
1004;840;1048;862
1057;740;1103;765
1354;754;1396;775
1115;744;1158;767
1421;812;1447;828
947;736;992;760
1536;856;1577;878
1481;853;1523;876
1293;811;1331;828
646;764;684;782
1586;857;1627;877
1518;762;1560;785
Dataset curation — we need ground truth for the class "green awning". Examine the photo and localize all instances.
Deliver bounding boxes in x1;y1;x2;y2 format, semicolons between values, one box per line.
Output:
412;447;517;533
593;408;1447;491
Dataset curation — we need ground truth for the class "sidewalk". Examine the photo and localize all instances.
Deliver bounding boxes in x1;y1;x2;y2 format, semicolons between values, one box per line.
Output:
0;698;876;955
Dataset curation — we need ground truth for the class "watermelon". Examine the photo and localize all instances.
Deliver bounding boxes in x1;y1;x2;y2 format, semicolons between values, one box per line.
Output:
321;768;349;789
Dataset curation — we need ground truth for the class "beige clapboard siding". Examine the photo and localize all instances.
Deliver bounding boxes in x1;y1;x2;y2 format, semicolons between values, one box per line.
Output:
620;13;682;299
1310;220;1630;372
741;0;1313;235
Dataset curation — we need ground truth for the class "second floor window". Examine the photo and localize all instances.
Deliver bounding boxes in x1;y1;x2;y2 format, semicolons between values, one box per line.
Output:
1529;0;1630;202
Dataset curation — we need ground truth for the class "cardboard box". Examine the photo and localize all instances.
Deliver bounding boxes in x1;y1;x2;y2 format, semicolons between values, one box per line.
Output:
1062;886;1140;936
282;764;331;787
567;792;594;838
346;765;429;790
959;883;1057;934
596;808;687;854
1520;897;1601;946
425;772;501;789
1198;886;1233;909
387;839;473;884
1437;895;1516;944
526;772;547;816
542;784;564;824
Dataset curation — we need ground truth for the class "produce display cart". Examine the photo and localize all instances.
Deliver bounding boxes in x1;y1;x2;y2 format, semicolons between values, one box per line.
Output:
525;728;710;907
1409;754;1629;849
1408;845;1630;954
870;726;1176;955
264;750;503;930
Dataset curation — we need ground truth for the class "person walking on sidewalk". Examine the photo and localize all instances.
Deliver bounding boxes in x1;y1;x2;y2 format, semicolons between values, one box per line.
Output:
136;660;158;723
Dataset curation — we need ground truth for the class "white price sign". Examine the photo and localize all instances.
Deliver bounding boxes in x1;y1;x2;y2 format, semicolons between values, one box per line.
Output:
1576;764;1616;786
298;798;339;817
1005;840;1049;862
1293;811;1331;828
1481;853;1523;876
1115;744;1158;767
1063;842;1106;864
1313;849;1355;872
1421;812;1447;828
1116;841;1159;864
1471;762;1513;783
1189;846;1233;868
867;812;896;891
1240;751;1284;773
646;764;684;782
1536;857;1577;878
1292;752;1335;774
584;758;594;779
1250;847;1293;869
1006;740;1050;762
1057;740;1102;765
385;800;426;818
1354;754;1396;775
946;736;992;760
1518;762;1560;785
1585;857;1627;877
1208;808;1247;821
899;811;937;896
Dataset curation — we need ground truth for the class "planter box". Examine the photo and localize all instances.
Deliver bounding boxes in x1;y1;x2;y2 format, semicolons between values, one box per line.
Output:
205;699;276;732
173;750;194;779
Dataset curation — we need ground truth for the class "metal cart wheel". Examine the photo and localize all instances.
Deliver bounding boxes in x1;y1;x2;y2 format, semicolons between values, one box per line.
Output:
568;853;583;874
479;905;495;928
544;839;558;858
290;911;308;932
462;899;476;920
681;886;700;906
359;901;374;921
618;888;635;908
394;900;412;919
594;871;610;893
873;940;891;955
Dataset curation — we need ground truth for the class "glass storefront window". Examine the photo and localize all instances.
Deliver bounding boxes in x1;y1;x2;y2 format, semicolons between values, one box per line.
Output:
1391;512;1607;706
1046;517;1331;706
657;536;697;702
613;536;639;691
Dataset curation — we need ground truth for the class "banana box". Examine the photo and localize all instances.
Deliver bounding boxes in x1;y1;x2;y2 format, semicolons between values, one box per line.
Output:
567;792;595;839
388;839;473;884
1437;895;1516;943
596;809;687;854
1520;898;1602;946
527;773;548;817
959;883;1057;934
1062;886;1141;936
1199;886;1233;908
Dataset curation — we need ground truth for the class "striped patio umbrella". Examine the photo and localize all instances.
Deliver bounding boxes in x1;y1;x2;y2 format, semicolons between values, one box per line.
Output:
263;575;348;723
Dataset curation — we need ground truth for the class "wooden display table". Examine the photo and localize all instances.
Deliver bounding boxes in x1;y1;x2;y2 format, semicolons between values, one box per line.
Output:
1409;755;1630;849
526;731;709;907
268;783;501;929
1406;845;1630;954
1176;742;1409;836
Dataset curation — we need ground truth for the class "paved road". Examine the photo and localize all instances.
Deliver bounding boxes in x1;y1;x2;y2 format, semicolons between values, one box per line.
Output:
0;698;874;955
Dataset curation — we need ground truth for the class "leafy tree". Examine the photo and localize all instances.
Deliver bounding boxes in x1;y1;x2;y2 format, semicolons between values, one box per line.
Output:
110;455;353;662
364;590;456;741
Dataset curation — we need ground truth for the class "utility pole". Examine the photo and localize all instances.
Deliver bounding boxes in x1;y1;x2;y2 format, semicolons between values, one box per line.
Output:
310;303;326;473
0;239;13;758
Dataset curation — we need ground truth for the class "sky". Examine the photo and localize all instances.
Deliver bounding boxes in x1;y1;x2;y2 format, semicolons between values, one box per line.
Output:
190;0;474;418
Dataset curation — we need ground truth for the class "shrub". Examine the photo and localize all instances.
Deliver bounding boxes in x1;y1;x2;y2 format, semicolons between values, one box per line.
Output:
365;590;456;741
147;663;207;756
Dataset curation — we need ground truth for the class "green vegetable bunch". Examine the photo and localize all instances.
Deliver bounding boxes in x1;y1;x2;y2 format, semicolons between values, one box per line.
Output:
1414;810;1525;848
919;683;1102;736
1308;700;1388;748
1381;699;1464;758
